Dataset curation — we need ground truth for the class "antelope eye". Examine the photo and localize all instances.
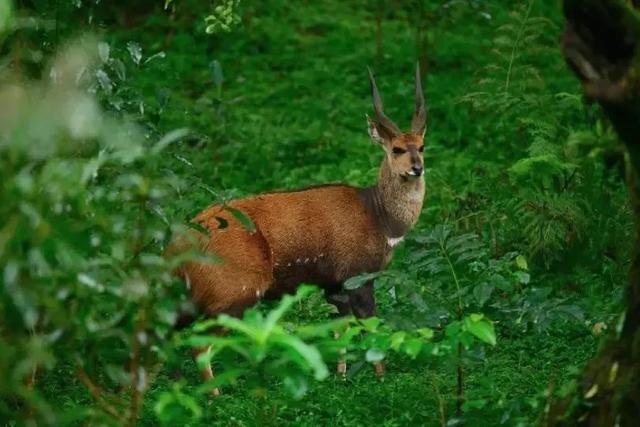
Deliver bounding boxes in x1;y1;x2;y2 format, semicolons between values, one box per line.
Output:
418;145;424;152
392;147;406;154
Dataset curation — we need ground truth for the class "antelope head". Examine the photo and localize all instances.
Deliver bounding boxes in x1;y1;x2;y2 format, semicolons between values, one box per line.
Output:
367;64;427;181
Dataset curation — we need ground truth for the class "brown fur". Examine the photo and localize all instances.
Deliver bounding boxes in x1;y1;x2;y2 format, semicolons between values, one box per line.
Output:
178;184;391;315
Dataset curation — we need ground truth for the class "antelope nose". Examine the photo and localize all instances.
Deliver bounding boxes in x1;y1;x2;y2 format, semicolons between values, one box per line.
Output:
411;165;423;176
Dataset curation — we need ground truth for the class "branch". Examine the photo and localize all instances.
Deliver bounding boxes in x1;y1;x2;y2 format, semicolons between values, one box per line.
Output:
126;310;148;427
76;367;123;422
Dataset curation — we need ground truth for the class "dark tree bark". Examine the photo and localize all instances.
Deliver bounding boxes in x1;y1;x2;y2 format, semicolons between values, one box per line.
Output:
545;1;640;425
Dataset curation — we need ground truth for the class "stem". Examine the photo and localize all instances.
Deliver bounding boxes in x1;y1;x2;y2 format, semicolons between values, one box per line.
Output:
456;343;464;418
440;239;465;420
126;310;146;427
440;241;463;316
126;198;149;427
420;287;454;313
489;220;499;258
432;376;447;426
505;0;535;92
76;367;123;422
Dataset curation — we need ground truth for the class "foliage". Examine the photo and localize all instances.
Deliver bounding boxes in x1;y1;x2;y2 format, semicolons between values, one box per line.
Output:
204;0;241;34
185;286;335;398
0;39;186;424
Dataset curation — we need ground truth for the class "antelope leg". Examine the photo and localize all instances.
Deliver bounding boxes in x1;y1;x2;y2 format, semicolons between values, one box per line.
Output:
325;290;352;375
347;281;385;377
192;346;220;396
334;331;347;376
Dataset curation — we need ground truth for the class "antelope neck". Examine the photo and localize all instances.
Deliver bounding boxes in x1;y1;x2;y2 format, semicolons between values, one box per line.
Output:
358;166;425;239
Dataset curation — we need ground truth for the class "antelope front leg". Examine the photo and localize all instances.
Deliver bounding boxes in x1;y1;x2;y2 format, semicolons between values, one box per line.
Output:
334;330;348;376
192;346;220;396
347;281;384;378
325;290;352;376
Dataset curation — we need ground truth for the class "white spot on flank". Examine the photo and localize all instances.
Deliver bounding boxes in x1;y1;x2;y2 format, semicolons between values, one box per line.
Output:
296;258;301;263
387;236;404;248
319;253;324;258
304;258;309;264
287;262;292;267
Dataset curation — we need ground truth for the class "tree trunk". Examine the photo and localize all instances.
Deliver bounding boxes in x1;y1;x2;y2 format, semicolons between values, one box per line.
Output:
545;1;640;425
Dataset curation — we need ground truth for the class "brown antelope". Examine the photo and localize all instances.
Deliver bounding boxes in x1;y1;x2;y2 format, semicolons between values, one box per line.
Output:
171;64;426;390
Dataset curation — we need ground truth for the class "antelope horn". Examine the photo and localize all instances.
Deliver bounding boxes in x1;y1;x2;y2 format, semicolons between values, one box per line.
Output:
367;67;401;139
411;62;427;135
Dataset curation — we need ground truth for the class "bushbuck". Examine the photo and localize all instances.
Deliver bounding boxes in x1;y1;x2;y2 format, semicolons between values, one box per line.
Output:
172;65;427;391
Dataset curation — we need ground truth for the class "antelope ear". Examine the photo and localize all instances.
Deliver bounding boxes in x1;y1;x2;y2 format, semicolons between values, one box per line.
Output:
367;115;384;145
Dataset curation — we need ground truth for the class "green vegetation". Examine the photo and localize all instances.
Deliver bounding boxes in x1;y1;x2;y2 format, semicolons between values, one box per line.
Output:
0;0;634;425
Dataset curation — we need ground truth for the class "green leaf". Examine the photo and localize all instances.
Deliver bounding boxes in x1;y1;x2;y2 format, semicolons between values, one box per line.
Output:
464;314;497;346
515;271;530;285
210;60;224;90
184;335;237;353
365;348;385;362
0;0;13;33
403;338;423;358
473;282;494;306
152;128;190;154
556;304;584;322
283;375;309;400
359;317;381;332
462;399;488;412
127;41;142;65
186;221;210;236
225;206;256;232
296;317;352;339
98;42;110;63
469;313;484;322
459;331;474;348
516;254;528;270
263;286;317;339
216;314;261;341
272;334;328;380
492;273;513;292
190;318;218;333
195;369;243;393
416;328;434;340
81;155;106;184
154;383;203;420
390;331;406;350
343;272;378;290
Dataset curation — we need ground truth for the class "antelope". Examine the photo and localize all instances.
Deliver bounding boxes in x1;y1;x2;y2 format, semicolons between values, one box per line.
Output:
171;64;427;391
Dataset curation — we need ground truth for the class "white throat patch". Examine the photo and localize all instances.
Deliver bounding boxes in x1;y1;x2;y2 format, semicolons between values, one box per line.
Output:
387;236;404;248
